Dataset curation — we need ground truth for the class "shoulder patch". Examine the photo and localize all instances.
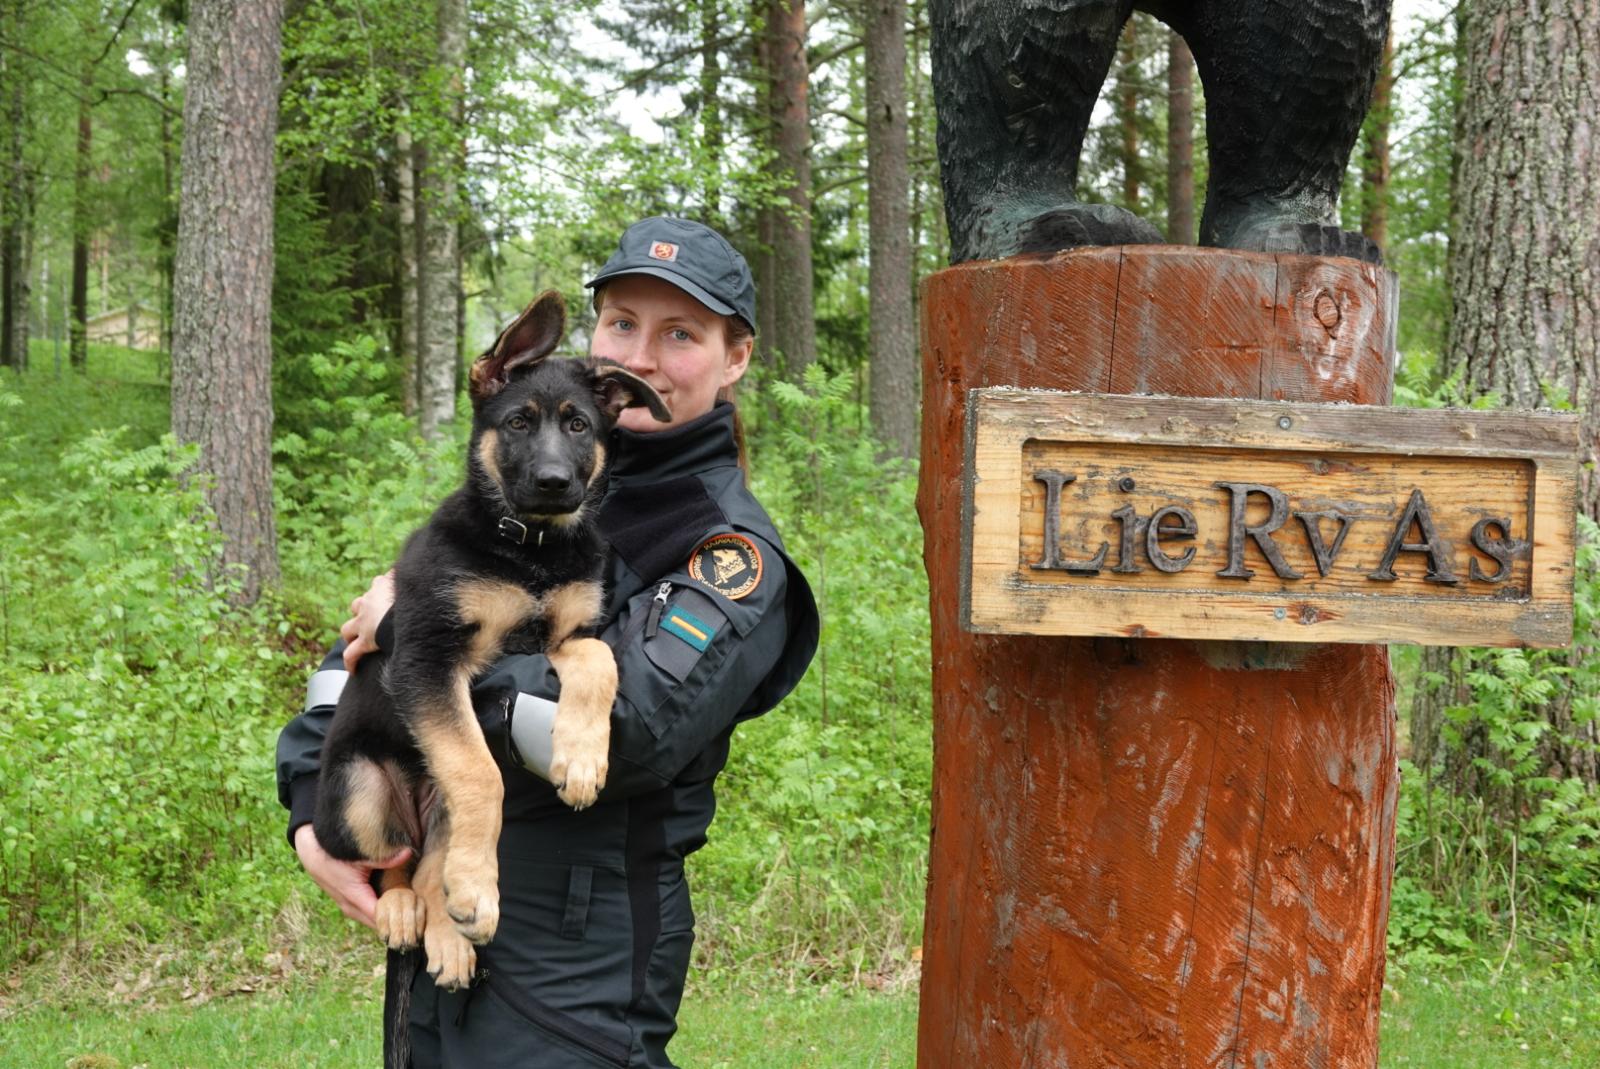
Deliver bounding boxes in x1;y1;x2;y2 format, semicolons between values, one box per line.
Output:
687;533;763;601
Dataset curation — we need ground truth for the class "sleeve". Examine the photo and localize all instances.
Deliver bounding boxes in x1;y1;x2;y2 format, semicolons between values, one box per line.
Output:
474;529;792;801
274;642;351;844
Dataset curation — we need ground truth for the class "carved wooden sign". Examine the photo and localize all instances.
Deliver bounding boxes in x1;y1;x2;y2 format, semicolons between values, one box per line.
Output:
964;389;1580;647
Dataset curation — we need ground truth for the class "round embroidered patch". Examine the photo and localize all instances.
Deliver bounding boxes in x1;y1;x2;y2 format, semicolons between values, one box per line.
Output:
687;533;763;600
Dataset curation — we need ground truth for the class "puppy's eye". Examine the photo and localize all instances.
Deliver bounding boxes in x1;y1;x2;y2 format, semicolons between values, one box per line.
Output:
568;416;588;434
507;414;529;431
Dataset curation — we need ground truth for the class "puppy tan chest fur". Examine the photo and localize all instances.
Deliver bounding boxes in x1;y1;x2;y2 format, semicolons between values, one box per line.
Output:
451;577;605;676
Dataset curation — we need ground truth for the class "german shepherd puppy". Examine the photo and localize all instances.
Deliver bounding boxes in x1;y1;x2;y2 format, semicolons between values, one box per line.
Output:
311;290;668;992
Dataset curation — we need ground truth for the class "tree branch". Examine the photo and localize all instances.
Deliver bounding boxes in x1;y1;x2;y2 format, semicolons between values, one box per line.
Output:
91;0;143;69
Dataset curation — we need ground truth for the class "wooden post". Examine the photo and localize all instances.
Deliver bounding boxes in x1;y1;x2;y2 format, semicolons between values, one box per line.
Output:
915;246;1400;1068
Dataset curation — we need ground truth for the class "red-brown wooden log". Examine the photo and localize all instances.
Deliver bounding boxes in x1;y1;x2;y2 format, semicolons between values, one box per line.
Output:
915;246;1400;1069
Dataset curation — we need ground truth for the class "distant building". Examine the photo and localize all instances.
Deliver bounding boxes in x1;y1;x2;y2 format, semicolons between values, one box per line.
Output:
85;306;162;351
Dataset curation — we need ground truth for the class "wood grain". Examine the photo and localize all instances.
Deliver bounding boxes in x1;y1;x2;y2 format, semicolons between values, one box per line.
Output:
917;246;1402;1069
963;390;1579;647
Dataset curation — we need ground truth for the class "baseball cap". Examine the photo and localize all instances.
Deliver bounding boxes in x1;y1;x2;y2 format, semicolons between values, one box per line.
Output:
586;217;757;332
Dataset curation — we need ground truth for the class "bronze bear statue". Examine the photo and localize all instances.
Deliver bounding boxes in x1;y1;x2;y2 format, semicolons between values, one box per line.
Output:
930;0;1392;264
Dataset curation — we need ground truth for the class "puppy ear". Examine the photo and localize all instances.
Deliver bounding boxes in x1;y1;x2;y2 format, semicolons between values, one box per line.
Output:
590;361;670;423
469;290;567;400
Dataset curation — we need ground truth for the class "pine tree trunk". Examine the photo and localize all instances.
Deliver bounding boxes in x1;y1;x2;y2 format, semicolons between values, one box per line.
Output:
170;0;283;605
1115;23;1141;215
1166;31;1195;244
159;37;177;357
1360;25;1393;253
767;0;815;375
753;4;778;355
1414;11;1472;780
13;174;30;368
396;122;420;416
70;82;89;371
1448;0;1600;784
1450;3;1599;506
1;37;22;370
700;0;723;226
417;0;465;441
454;217;466;398
865;0;915;457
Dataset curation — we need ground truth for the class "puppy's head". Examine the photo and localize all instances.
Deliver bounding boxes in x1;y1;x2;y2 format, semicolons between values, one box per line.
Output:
469;294;668;525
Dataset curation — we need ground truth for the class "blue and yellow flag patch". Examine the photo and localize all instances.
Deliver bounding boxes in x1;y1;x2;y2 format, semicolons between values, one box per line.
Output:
661;606;717;651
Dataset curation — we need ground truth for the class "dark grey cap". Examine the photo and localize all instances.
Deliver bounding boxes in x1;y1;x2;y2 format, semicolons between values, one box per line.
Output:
586;217;756;332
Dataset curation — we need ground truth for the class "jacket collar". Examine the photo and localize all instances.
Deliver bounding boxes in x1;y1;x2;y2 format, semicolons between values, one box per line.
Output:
607;400;740;485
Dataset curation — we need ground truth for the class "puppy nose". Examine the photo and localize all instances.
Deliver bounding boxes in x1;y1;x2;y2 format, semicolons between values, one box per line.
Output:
535;468;572;494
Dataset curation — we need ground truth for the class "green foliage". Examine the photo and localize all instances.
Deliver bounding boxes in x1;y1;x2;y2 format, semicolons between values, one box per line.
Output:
270;179;364;428
273;336;463;625
690;369;930;982
0;375;307;967
1391;518;1600;965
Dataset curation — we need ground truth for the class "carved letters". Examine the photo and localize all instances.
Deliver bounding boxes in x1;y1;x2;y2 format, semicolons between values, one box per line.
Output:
967;390;1578;647
1028;470;1527;586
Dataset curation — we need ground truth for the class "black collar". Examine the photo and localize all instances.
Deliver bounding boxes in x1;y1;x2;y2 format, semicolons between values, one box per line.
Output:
496;515;547;546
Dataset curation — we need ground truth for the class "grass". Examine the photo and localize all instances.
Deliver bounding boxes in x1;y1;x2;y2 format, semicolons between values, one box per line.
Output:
0;973;915;1069
1379;964;1600;1067
5;965;1597;1068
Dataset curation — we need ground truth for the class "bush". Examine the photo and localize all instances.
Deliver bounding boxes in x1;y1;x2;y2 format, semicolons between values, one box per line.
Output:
1391;517;1600;965
690;369;931;985
273;335;464;626
0;412;306;967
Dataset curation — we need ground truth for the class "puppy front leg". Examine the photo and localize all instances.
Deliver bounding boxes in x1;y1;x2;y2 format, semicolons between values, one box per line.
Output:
547;637;616;810
411;673;503;945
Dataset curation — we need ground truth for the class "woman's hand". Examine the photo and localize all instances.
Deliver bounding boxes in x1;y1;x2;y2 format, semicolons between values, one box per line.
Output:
293;823;411;930
340;569;396;671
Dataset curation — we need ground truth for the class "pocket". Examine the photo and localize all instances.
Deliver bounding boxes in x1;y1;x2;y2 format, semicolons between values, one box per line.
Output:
627;587;735;740
480;964;631;1068
481;852;636;1064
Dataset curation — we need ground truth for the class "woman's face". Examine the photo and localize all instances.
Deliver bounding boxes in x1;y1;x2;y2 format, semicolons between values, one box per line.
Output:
590;274;752;434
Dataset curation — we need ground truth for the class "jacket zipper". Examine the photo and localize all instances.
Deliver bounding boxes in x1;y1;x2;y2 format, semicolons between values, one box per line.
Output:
644;581;672;639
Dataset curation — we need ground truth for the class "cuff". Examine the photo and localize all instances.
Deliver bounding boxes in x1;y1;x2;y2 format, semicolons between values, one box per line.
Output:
286;774;319;847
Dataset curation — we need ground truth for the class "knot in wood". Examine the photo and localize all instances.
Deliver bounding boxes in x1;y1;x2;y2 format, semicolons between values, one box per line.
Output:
1313;290;1342;334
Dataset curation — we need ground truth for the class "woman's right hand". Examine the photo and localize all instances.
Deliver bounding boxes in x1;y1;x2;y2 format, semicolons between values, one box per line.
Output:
293;823;411;930
340;569;396;671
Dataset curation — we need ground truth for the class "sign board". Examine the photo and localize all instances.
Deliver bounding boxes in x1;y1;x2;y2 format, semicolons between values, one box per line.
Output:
963;389;1580;647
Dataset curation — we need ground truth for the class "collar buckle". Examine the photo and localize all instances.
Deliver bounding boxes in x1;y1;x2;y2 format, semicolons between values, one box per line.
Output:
497;516;529;544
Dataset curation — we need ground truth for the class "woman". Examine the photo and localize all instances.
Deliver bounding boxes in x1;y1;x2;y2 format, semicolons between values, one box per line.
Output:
275;216;819;1068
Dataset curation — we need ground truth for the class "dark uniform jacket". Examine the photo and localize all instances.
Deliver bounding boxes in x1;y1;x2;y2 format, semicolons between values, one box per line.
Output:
274;403;819;1069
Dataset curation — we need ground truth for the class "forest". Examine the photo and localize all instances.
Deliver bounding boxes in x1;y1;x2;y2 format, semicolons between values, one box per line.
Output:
1;0;1598;1064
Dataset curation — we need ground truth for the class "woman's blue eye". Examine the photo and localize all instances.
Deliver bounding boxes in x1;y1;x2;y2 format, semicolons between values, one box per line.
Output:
613;318;634;332
671;328;692;342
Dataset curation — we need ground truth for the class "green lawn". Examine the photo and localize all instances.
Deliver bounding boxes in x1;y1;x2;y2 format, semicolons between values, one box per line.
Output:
5;968;1596;1068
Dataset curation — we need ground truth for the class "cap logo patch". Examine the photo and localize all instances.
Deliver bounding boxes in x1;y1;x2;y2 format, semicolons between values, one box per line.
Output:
687;533;762;600
649;241;680;262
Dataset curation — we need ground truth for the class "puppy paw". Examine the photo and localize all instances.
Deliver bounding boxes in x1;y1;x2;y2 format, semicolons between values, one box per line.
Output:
442;852;500;945
549;721;609;810
424;917;478;992
375;887;424;951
